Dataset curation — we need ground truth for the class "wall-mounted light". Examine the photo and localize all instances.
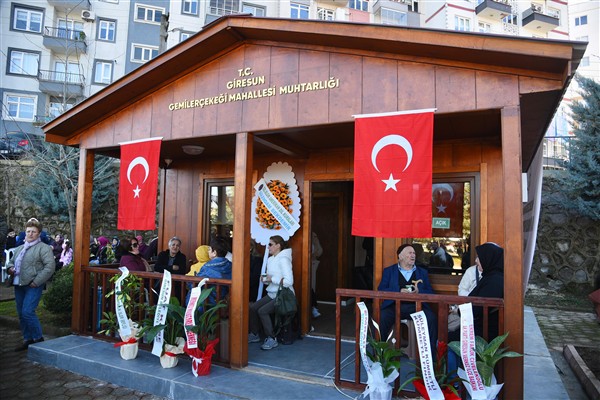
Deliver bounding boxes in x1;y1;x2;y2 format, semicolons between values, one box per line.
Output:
164;158;173;169
182;145;204;155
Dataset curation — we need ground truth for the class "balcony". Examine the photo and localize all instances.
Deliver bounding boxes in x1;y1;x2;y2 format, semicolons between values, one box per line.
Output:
38;69;84;98
316;0;348;7
522;4;559;34
476;0;512;21
43;27;87;54
33;115;54;127
47;0;90;14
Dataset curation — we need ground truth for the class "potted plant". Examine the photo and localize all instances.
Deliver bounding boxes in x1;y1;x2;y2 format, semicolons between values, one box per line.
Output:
138;296;187;368
98;271;145;360
183;287;227;376
363;320;404;400
399;341;464;400
448;332;522;400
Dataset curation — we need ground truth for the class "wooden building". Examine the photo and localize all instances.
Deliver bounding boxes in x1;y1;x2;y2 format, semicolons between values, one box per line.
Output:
43;16;584;398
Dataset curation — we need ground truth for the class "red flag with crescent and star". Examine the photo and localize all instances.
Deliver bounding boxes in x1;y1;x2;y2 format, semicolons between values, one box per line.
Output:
118;138;162;230
352;110;434;238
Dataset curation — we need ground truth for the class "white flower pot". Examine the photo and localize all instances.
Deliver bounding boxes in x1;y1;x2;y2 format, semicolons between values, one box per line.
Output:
120;342;139;360
369;384;393;400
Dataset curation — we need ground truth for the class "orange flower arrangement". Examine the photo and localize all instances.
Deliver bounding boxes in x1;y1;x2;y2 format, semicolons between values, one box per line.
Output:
255;179;293;230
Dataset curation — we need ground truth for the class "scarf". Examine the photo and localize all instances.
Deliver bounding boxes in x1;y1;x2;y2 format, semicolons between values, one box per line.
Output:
14;238;42;279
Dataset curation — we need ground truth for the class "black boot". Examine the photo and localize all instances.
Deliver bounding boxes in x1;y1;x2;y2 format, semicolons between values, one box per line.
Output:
14;339;34;352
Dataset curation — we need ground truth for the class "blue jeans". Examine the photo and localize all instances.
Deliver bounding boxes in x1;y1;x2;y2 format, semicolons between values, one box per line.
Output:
14;285;44;341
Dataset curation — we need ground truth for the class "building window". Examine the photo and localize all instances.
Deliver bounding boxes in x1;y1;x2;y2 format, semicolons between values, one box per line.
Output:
94;60;113;84
478;22;491;33
49;98;74;118
349;0;368;12
576;36;588;42
546;8;560;21
580;57;589;67
135;4;164;24
242;3;266;16
180;31;193;42
380;8;407;26
503;14;517;25
57;19;84;40
408;0;419;13
317;8;334;21
54;61;80;84
12;6;43;33
455;15;471;31
183;0;199;15
209;0;240;16
131;44;158;63
290;3;309;19
204;180;235;243
7;49;40;76
3;93;37;121
98;19;116;41
575;15;587;26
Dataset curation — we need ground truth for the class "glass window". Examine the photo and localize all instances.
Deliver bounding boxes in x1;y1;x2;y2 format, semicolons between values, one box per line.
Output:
183;0;199;15
53;61;80;84
8;49;39;76
98;19;116;41
3;93;36;121
205;181;235;242
290;3;309;19
411;176;477;275
94;60;113;84
13;7;42;33
209;0;240;16
478;22;491;33
49;98;74;118
502;14;517;25
57;19;84;39
180;31;193;42
135;4;164;24
349;0;368;12
380;8;407;26
131;44;159;63
455;15;471;31
575;15;587;26
317;8;334;21
242;3;266;16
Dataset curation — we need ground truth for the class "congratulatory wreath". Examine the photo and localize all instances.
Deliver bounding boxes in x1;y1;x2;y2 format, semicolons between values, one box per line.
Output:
255;179;293;230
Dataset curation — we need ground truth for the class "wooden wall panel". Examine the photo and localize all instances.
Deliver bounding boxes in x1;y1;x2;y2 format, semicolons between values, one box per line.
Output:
190;66;218;136
298;50;331;126
216;50;245;134
481;144;504;244
397;61;435;111
476;72;519;109
93;116;115;147
240;45;272;132
435;67;476;113
362;57;398;114
453;142;482;167
432;143;453;169
172;79;195;139
161;169;178;248
151;87;174;139
113;108;133;144
174;168;195;263
269;48;300;129
329;53;362;123
131;97;154;139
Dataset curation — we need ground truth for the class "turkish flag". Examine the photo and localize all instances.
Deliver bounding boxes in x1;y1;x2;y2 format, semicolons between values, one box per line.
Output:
118;138;162;230
352;110;434;238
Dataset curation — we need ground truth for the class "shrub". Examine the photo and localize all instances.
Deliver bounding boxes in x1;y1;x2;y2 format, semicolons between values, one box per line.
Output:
43;263;74;314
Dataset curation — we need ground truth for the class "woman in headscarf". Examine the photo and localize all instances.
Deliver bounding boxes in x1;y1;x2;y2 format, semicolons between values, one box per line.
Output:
7;218;55;351
186;245;210;277
469;242;504;339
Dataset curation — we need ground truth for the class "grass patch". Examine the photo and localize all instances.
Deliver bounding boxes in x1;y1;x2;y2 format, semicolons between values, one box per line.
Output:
525;283;594;311
0;298;71;328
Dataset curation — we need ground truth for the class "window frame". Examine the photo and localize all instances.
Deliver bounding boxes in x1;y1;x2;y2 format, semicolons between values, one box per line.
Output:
379;8;407;26
290;3;309;19
93;60;113;85
575;15;587;26
203;179;235;243
349;0;368;12
242;3;266;16
3;92;38;121
134;4;165;25
11;5;43;34
131;43;159;63
180;31;193;42
97;18;117;42
7;48;40;77
209;0;241;16
317;7;335;21
182;0;199;15
454;15;471;31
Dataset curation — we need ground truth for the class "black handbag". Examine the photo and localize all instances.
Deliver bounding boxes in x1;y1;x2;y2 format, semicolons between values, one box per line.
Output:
274;279;297;335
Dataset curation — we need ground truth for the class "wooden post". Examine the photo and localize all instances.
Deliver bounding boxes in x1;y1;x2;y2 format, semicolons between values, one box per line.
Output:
230;132;253;368
72;148;94;333
501;106;524;399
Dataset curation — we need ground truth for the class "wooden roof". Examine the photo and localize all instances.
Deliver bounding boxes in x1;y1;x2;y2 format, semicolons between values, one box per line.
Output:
43;15;585;170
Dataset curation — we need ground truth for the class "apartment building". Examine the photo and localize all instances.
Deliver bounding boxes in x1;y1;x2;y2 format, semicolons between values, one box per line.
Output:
0;0;590;150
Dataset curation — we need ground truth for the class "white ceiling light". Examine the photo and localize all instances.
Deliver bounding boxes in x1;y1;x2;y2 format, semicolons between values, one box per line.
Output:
182;145;205;155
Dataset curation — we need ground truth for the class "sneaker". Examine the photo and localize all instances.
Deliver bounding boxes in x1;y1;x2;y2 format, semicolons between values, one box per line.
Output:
14;339;34;352
248;333;261;343
312;307;321;318
261;336;279;350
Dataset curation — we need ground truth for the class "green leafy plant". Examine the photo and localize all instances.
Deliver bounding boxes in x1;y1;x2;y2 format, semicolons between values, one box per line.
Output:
43;263;74;314
138;297;186;348
184;287;227;351
448;332;522;387
366;320;404;378
98;273;144;336
399;341;464;396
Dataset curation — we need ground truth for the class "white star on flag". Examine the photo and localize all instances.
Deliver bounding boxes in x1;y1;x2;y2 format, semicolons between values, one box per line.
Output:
133;185;141;198
382;173;400;192
436;203;447;213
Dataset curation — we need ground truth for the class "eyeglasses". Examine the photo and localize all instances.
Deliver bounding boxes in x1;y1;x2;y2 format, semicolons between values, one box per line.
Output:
132;243;139;247
268;243;275;247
